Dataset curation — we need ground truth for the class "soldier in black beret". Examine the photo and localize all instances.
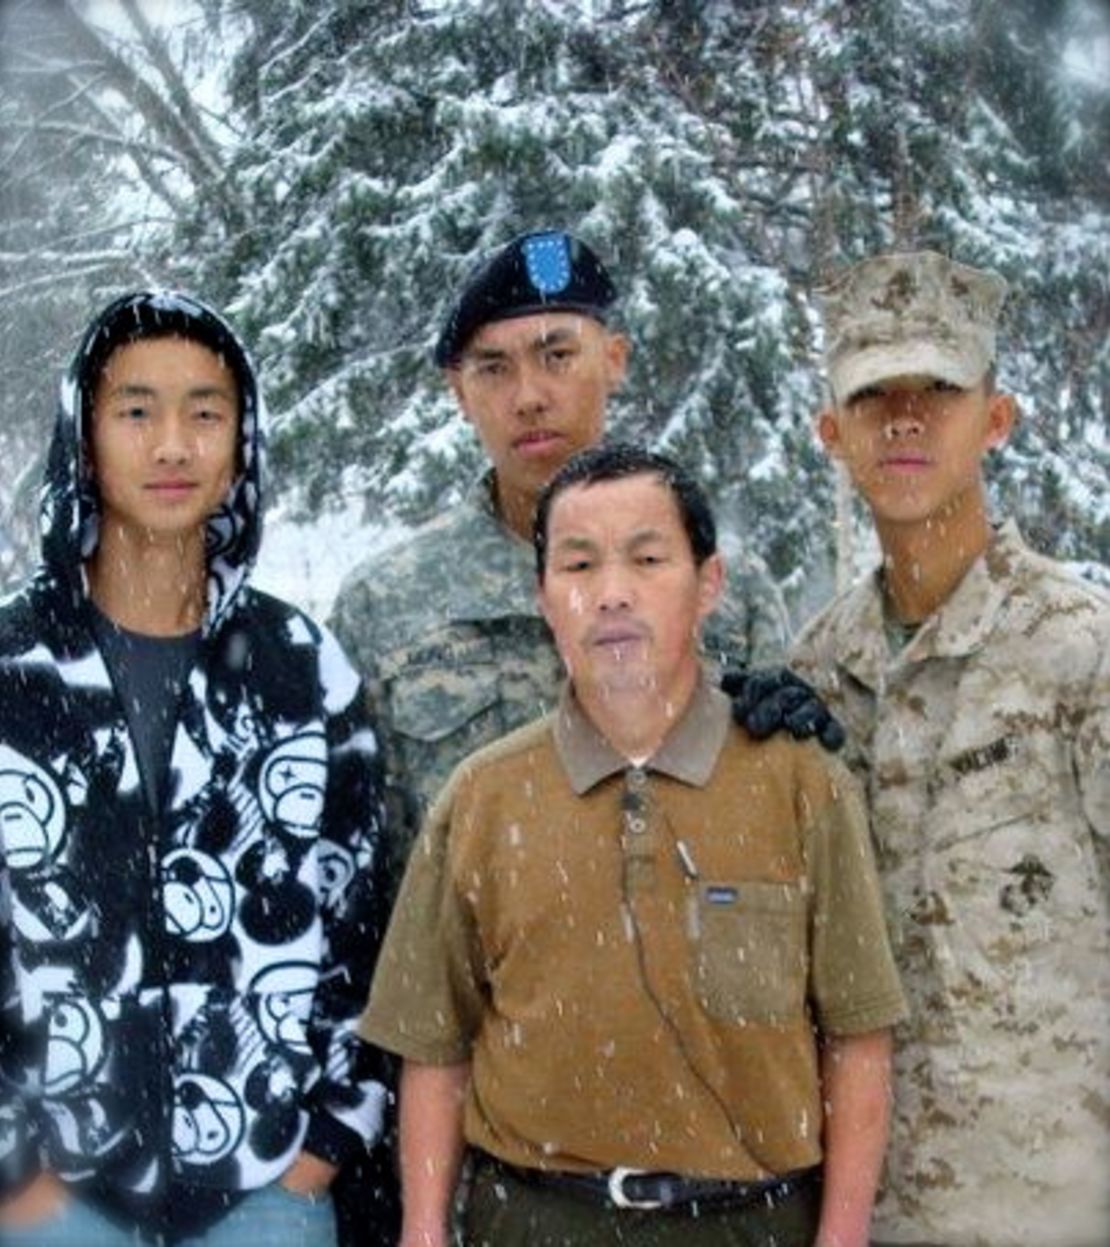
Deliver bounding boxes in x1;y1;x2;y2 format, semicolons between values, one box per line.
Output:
329;231;840;1244
332;223;839;872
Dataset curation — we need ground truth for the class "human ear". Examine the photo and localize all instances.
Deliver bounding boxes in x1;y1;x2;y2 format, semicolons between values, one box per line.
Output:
535;577;554;630
602;332;630;391
983;393;1017;451
816;408;845;459
695;552;725;622
444;367;471;422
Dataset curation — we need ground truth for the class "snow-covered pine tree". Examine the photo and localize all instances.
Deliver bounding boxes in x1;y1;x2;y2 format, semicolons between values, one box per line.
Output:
0;0;245;583
186;0;1108;604
0;3;146;576
189;0;819;589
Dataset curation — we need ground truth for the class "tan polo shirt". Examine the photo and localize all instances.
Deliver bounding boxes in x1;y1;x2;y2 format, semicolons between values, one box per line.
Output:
362;679;906;1179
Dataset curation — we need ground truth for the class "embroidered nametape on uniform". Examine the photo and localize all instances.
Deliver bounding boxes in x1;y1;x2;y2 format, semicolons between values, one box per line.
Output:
948;734;1018;778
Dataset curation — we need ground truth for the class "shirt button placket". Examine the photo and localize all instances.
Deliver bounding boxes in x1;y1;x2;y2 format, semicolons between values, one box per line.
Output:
621;767;656;892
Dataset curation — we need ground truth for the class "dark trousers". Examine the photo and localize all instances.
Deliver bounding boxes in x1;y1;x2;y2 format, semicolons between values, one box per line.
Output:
332;1138;401;1247
463;1157;822;1247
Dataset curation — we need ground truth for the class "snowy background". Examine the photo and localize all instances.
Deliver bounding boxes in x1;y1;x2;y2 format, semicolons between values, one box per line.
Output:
1;0;1107;624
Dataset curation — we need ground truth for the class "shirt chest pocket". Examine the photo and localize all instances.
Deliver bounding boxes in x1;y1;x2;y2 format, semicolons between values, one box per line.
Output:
387;654;504;808
692;880;807;1027
929;732;1066;847
390;666;502;746
926;737;1096;950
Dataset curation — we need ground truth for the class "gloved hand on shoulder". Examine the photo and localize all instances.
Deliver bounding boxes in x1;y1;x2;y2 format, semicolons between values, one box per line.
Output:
720;667;845;752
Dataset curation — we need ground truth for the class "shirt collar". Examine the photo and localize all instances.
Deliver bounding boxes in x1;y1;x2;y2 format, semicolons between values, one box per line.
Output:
442;471;541;621
553;673;731;795
836;519;1027;688
925;518;1023;656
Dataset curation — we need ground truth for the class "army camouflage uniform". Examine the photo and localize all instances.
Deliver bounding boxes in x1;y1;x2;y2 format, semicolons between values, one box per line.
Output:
330;474;789;884
790;520;1110;1247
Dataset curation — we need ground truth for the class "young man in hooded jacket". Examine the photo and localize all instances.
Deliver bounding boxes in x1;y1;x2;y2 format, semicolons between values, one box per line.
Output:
0;292;390;1245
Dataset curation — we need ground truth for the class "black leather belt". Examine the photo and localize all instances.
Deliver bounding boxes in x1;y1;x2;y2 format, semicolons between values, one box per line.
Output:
479;1153;820;1213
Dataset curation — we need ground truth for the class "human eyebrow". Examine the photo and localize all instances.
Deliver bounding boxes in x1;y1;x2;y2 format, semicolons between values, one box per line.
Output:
846;384;884;404
532;328;580;350
106;382;158;400
626;533;672;563
462;346;510;365
187;385;236;402
552;535;598;560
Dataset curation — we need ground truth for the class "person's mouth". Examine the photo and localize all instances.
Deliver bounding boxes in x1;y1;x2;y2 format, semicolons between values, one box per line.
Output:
512;429;564;456
145;479;198;497
587;623;650;650
878;453;933;473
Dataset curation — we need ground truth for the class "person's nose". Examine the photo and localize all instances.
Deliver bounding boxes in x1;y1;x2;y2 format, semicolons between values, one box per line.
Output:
596;561;634;612
153;412;191;465
882;393;926;440
510;358;549;420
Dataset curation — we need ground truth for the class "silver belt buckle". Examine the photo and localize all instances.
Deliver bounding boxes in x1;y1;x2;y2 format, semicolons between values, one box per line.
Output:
607;1166;663;1211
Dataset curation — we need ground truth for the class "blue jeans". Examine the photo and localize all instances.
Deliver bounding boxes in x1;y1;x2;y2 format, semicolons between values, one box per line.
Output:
1;1182;337;1246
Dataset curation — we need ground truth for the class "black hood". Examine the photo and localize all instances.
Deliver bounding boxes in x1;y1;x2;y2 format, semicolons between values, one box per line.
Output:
40;290;265;636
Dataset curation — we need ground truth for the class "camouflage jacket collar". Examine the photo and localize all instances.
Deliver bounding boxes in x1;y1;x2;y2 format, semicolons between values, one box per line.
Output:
442;474;541;623
836;519;1026;690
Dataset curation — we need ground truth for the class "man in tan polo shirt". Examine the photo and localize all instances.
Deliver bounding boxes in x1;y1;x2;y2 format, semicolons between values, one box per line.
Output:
362;443;907;1247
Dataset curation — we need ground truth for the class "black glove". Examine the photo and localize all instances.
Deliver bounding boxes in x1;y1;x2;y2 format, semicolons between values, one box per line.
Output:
721;666;846;752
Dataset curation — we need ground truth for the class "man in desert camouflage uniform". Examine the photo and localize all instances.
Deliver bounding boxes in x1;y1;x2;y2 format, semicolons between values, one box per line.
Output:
331;230;795;876
790;250;1110;1247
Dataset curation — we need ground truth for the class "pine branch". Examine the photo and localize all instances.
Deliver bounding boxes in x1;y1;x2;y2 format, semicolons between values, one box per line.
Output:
0;216;173;247
0;248;133;266
64;80;189;217
54;0;237;223
5;119;182;163
0;261;131;301
117;0;228;173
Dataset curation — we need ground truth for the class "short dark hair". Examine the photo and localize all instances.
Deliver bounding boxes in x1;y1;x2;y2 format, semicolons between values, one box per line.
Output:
533;442;717;580
78;291;252;419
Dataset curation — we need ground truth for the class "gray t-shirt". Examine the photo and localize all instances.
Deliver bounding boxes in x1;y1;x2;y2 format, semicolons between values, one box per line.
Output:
91;606;200;813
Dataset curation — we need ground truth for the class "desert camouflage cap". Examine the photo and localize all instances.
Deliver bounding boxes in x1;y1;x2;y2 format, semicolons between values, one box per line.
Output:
819;251;1008;404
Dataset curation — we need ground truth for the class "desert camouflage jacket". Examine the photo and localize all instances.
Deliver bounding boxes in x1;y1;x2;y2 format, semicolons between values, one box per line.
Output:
791;520;1110;1247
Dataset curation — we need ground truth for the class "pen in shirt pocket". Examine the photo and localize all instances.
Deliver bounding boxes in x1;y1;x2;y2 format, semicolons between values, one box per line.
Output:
675;838;699;880
677;839;700;938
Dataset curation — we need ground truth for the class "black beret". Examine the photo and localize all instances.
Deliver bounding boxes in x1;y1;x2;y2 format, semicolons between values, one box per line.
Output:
434;230;617;367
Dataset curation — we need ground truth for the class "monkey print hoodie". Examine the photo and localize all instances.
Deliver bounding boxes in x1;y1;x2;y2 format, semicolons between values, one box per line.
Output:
0;292;389;1241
